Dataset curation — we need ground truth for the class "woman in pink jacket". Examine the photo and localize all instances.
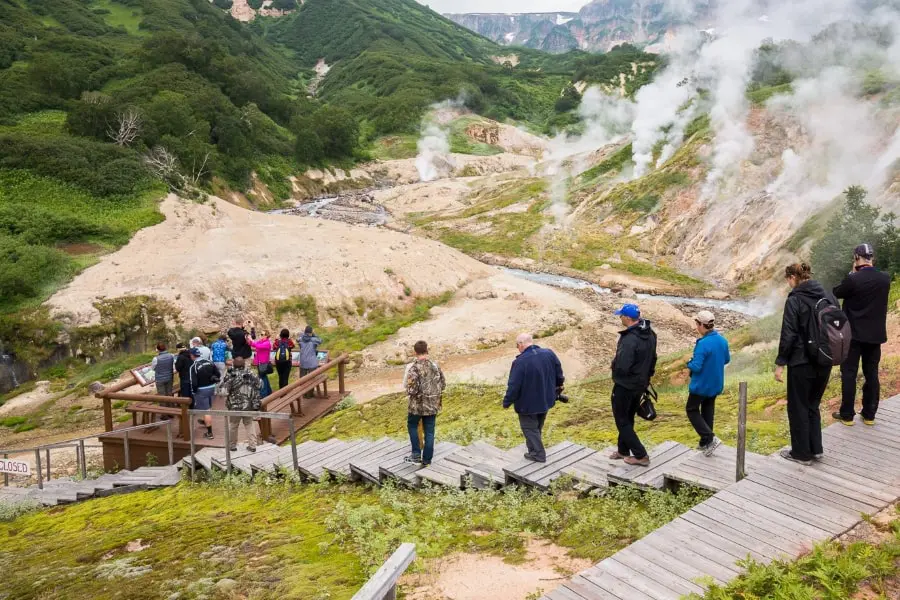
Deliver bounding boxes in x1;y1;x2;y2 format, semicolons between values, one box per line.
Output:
251;332;273;398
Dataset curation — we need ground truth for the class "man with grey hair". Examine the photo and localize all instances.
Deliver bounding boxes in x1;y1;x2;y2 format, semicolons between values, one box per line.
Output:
503;333;565;463
190;336;211;361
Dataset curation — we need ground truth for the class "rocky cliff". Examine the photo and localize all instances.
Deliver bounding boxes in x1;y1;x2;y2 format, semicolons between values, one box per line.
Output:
446;0;710;53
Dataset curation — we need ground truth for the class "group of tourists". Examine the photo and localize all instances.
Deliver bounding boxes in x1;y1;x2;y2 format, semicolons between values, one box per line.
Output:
401;243;889;470
149;318;324;450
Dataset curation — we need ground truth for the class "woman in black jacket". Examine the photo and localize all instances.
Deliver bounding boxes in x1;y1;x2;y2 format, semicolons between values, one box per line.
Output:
774;263;836;465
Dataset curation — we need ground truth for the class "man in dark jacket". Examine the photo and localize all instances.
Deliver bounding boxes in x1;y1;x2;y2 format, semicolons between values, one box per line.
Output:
832;243;891;425
503;333;565;463
189;348;221;440
174;342;193;407
610;304;657;466
227;319;253;360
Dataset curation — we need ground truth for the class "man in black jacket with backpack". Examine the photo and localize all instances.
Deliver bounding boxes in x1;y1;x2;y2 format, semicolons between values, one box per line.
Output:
832;243;891;426
610;304;657;467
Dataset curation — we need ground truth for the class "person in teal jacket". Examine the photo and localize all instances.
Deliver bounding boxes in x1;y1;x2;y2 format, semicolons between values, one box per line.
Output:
686;310;731;457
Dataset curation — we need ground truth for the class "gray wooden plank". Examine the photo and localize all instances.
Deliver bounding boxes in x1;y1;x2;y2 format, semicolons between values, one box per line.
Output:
580;566;655;600
756;458;885;509
350;442;409;484
670;517;770;563
639;526;741;583
774;455;900;500
599;558;684;600
745;472;872;521
816;437;900;471
530;446;599;491
571;573;632;600
728;480;856;534
709;492;829;541
607;551;704;597
504;441;576;478
825;420;900;451
622;535;723;588
608;442;695;490
690;500;802;555
680;510;785;562
748;469;877;514
563;577;620;600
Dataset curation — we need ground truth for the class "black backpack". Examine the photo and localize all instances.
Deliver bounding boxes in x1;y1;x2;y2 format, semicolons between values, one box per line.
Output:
275;339;291;362
804;297;852;367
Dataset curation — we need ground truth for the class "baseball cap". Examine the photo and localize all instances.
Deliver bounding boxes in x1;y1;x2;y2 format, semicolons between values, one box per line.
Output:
854;243;874;259
188;347;201;356
694;310;715;327
614;304;641;319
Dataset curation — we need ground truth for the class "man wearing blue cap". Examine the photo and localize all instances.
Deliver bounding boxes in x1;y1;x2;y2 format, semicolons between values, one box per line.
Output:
610;303;657;466
832;243;891;425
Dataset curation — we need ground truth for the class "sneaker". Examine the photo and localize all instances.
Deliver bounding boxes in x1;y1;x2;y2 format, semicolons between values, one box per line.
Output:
814;453;824;460
779;449;812;466
831;411;854;426
863;418;876;426
703;437;722;458
609;451;626;460
247;446;256;453
203;431;214;440
523;453;547;463
403;455;422;464
624;456;650;466
229;446;238;452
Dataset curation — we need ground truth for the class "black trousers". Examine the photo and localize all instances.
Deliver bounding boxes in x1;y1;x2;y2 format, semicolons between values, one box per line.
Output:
686;393;716;447
839;340;882;421
518;413;547;461
786;364;831;461
275;360;292;389
611;384;647;459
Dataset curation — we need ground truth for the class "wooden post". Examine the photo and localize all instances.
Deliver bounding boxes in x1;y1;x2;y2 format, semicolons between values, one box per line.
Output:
180;405;189;440
34;449;43;490
166;420;174;466
79;441;87;480
189;419;197;483
289;418;299;474
224;420;232;473
124;431;131;471
338;359;346;395
736;381;748;482
45;448;51;481
259;407;271;441
103;397;113;432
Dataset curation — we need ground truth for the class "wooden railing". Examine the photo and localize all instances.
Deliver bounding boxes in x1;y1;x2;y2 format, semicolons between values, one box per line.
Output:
96;376;191;438
258;353;349;439
352;543;416;600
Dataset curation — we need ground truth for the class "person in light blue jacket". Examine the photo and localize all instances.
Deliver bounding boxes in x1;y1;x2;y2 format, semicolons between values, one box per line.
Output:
686;310;731;457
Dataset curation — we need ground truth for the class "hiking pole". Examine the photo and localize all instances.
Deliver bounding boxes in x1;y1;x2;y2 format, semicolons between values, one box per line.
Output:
736;381;748;482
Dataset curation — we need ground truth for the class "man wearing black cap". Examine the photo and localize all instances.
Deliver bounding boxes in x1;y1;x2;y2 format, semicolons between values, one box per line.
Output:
832;243;891;426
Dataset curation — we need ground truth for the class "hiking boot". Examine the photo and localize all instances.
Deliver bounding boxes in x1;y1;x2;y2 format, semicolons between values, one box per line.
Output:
247;446;256;453
779;449;812;466
703;437;722;458
524;453;546;463
831;411;854;426
203;431;214;440
609;451;626;460
229;446;238;452
863;418;876;426
403;455;422;464
814;453;824;460
624;456;650;466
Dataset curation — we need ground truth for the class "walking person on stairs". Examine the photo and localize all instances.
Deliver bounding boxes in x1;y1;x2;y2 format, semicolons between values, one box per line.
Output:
404;341;445;466
686;310;730;457
610;304;657;467
503;333;565;463
189;348;220;440
775;263;838;466
217;357;261;452
832;243;890;426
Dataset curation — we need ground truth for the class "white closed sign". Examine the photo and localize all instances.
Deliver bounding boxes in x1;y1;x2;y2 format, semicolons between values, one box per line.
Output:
0;459;30;475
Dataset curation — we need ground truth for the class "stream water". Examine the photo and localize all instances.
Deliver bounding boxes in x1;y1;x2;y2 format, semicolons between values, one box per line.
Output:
500;268;775;317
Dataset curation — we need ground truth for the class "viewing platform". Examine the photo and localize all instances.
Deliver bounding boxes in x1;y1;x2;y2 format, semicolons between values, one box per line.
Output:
95;354;350;470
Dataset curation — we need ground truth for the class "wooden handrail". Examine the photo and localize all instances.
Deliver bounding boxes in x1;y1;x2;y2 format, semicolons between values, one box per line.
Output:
98;391;191;438
101;392;191;406
97;374;138;397
352;543;416;600
261;353;349;409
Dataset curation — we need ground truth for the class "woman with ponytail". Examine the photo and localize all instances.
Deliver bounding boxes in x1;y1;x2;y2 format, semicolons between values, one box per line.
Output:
774;262;838;465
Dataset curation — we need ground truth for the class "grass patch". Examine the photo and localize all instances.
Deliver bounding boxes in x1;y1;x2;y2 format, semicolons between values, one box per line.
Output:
0;416;26;428
437;199;548;257
747;83;793;105
448;117;504;156
89;0;145;35
370;134;419;161
0;110;67;136
578;143;633;183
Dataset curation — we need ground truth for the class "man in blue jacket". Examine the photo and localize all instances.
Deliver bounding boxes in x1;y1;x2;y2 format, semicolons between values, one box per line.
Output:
503;333;565;463
686;310;731;457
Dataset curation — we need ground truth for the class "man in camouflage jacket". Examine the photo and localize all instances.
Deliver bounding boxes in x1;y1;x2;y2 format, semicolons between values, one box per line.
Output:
404;340;445;466
216;357;261;452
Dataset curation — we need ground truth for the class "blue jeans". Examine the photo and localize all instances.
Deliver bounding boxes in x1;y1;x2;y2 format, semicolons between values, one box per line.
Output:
407;414;436;465
258;366;272;398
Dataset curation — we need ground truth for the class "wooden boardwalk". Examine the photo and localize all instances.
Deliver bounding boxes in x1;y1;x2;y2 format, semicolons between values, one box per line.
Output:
540;398;900;600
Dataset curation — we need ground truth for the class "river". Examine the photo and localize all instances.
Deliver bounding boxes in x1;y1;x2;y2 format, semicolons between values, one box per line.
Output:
500;268;775;317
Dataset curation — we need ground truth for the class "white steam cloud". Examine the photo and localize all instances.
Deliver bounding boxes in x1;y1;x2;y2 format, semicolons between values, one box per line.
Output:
415;99;462;182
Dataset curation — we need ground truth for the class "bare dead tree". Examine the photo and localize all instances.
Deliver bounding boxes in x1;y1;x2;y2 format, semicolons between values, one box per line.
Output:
143;146;182;190
107;108;142;147
185;152;211;188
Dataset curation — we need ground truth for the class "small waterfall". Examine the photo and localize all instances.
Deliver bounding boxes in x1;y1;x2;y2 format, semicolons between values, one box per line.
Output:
0;342;31;394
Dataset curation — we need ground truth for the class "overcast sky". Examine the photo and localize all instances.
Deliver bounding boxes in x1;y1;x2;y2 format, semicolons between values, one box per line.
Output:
418;0;587;14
